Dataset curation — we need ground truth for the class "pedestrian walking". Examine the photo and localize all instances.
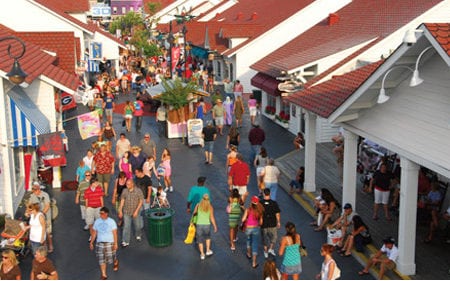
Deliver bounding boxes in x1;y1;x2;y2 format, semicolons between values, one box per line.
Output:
193;194;218;260
30;246;58;280
317;244;340;280
25;203;46;255
260;188;281;259
134;168;152;211
233;95;244;128
228;188;243;251
242;195;264;268
139;133;156;159
123;100;134;132
223;96;234;126
83;149;95;172
90;207;119;280
93;144;115;197
112;172;127;227
84;177;105;240
115;133;131;160
260;159;281;201
142;155;157;179
248;121;265;165
202;120;217;164
187;176;211;214
279;222;303;280
233;80;243;100
225;126;240;150
129;146;147;174
76;172;93;230
228;153;250;203
28;182;53;253
103;90;115;125
212;98;225;135
156;104;167;137
118;179;144;247
254;147;269;191
160;148;173;193
247;93;258;125
76;159;91;183
133;97;144;133
119;151;132;179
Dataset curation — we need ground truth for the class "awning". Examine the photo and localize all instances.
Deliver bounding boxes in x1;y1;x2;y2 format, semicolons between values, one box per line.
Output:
191;46;208;59
7;87;51;147
250;73;281;97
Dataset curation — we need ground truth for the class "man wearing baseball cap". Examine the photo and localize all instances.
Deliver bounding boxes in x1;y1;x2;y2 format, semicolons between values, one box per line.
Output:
329;203;356;248
358;236;398;278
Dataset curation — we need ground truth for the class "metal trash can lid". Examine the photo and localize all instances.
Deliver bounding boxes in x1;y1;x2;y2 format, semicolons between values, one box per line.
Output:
146;208;175;219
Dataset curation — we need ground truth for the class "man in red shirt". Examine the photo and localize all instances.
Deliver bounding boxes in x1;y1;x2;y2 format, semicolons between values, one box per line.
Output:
92;144;115;196
228;153;250;203
84;177;104;239
133;97;144;133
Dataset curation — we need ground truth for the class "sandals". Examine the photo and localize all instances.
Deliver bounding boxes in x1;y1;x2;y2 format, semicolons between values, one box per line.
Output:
246;253;252;259
340;252;352;257
310;222;318;226
252;263;259;269
358;271;369;276
113;259;119;272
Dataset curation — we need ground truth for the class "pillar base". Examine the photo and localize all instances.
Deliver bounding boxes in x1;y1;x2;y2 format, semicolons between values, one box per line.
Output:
397;262;415;276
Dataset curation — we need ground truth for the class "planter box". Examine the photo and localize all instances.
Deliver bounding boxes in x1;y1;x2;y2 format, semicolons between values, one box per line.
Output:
266;114;276;120
275;120;289;128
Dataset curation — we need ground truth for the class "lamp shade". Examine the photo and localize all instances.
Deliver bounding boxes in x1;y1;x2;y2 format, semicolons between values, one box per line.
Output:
377;88;390;104
6;59;27;85
409;69;424;87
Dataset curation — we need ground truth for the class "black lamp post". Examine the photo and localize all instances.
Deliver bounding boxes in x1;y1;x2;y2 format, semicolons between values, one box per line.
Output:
0;36;28;84
174;8;195;82
167;21;174;79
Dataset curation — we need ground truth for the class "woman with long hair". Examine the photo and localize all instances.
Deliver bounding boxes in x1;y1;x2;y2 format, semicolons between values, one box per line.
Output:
339;215;371;256
112;171;128;227
314;188;341;231
233;95;245;128
226;126;240;149
226;145;239;174
193;194;218;260
279;221;302;280
119;151;132;179
263;259;281;280
0;249;21;280
160;148;173;192
123;100;134;132
254;147;269;191
242;196;264;268
317;244;339;280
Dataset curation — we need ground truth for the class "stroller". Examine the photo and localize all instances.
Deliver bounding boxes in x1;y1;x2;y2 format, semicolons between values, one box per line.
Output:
1;218;31;259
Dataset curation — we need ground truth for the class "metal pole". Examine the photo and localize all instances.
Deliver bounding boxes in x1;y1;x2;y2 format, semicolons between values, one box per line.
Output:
169;21;173;79
183;25;187;81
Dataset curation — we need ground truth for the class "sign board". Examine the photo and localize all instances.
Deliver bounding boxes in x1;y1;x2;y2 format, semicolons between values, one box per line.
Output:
92;5;111;17
90;42;102;60
187;119;204;147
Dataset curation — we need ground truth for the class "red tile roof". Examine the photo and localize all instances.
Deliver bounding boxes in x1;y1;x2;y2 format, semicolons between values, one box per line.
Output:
158;0;313;54
285;60;384;118
34;0;90;13
86;22;126;48
251;0;442;77
0;25;78;92
424;23;450;56
13;32;80;74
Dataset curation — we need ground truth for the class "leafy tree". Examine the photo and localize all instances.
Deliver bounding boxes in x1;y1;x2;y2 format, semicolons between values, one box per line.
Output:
109;12;145;36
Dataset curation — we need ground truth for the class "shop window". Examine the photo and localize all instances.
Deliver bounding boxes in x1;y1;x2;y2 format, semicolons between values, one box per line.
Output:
113;7;117;14
121;7;126;14
281;101;290;116
130;6;134;12
267;96;276;108
291;104;296;117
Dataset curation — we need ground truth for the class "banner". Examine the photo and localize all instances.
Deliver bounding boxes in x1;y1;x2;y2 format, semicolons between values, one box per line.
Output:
24;153;32;190
77;110;101;140
38;132;67;167
171;46;180;73
55;92;77;112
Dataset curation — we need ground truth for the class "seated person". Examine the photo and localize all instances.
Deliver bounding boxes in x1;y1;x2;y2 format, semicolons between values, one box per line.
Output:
338;215;371;256
289;166;304;195
293;132;305;149
424;181;443;243
358;236;398;279
315;191;341;232
328;203;355;248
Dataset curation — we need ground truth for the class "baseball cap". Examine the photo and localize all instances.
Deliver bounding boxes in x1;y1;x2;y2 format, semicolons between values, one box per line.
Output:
383;236;395;244
343;203;352;209
251;196;259;204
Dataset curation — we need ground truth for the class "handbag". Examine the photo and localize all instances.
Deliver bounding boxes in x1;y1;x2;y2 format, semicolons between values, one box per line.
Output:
331;260;341;280
299;245;308;257
184;223;196;244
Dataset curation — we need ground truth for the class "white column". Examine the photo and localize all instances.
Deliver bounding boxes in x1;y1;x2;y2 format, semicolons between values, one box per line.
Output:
304;112;316;192
397;157;419;275
52;167;62;189
342;130;358;209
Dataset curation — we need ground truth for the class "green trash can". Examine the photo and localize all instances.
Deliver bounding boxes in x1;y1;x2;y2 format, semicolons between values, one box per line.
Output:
146;208;175;247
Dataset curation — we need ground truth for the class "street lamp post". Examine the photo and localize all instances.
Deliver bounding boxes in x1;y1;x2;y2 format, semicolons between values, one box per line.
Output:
167;20;174;79
0;36;28;84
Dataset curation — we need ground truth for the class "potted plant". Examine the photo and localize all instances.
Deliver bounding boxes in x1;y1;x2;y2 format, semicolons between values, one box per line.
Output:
157;77;198;142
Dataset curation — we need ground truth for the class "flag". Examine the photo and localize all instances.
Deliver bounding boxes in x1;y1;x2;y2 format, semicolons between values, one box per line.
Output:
37;132;67;167
77;110;101;140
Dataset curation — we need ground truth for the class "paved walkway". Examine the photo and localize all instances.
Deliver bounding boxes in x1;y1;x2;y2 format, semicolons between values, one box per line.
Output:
275;144;450;280
12;88;379;279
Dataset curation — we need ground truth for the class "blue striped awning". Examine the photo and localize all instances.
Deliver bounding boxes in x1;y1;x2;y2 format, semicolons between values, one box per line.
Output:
7;87;51;147
85;54;99;73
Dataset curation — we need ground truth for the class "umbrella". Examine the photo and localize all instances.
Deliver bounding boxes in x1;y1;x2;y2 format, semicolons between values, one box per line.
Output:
144;82;210;98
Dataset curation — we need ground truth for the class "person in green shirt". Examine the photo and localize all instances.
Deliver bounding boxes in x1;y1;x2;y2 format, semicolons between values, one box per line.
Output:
193;193;218;260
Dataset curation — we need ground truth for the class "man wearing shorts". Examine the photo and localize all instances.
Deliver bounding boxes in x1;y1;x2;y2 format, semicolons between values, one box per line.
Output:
84;177;104;241
90;207;119;280
228;153;250;203
202;120;217;164
359;236;398;279
369;163;394;221
211;99;225;135
260;188;281;259
93;144;115;196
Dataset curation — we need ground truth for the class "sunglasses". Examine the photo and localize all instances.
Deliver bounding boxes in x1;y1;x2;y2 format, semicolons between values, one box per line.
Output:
85;174;92;176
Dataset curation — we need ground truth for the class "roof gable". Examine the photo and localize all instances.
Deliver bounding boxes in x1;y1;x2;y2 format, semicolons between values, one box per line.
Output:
251;0;442;76
424;23;450;57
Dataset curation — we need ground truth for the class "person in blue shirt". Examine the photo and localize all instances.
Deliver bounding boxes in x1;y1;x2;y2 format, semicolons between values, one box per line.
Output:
90;207;119;280
195;97;207;121
76;160;91;183
187;176;211;214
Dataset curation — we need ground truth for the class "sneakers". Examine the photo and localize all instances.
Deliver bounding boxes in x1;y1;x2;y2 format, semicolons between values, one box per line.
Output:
169;186;173;193
200;254;205;260
268;249;276;257
136;236;142;242
206;250;214;256
121;242;129;248
83;225;89;231
164;187;169;192
264;251;269;259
